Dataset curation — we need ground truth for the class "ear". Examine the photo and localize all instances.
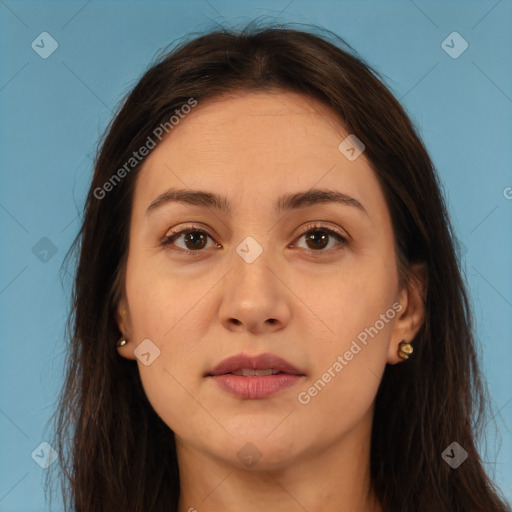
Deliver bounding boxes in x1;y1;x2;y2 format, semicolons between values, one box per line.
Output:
387;263;427;364
115;294;137;360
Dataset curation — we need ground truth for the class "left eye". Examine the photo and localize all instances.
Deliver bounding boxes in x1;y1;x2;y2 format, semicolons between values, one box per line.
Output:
161;225;347;254
294;227;347;252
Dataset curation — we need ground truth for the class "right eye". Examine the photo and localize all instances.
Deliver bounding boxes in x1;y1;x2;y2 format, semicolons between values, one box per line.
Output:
161;225;220;254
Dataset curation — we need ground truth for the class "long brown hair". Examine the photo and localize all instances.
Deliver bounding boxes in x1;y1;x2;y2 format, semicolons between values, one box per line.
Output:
45;21;510;511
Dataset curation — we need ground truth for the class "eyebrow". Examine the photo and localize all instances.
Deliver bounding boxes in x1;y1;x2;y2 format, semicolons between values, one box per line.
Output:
145;187;368;217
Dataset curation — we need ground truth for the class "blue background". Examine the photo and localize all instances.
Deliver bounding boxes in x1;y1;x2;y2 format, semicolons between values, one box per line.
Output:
1;1;511;510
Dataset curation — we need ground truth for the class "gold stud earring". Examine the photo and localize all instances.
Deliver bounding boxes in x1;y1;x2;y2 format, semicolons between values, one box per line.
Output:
398;340;413;360
118;339;127;347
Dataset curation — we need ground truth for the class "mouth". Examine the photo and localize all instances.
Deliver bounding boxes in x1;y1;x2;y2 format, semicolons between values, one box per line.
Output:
205;352;305;399
206;352;304;377
228;368;283;376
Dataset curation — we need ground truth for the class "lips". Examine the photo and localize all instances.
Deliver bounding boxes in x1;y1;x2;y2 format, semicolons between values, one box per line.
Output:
205;353;305;399
206;353;304;377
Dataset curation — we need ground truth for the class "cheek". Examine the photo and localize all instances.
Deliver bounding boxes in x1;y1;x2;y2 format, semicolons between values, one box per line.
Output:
295;281;398;429
125;271;209;377
296;258;398;406
123;258;217;430
125;249;206;339
294;256;398;348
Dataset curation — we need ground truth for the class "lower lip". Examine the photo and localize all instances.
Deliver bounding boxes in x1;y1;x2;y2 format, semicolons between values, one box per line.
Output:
209;374;302;399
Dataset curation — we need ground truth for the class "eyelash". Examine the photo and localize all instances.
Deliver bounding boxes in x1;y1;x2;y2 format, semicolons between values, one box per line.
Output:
160;223;348;256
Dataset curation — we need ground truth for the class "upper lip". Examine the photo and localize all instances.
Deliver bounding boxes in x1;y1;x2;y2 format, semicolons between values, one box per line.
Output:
206;352;304;377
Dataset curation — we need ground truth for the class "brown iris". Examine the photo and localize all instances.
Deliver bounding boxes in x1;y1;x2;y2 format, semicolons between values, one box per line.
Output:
305;230;329;250
183;231;208;250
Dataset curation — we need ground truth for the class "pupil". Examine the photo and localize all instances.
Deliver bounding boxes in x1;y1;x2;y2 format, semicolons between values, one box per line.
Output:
185;232;207;250
307;231;328;250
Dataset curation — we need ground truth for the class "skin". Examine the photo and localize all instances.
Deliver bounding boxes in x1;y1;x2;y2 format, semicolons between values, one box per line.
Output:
116;91;425;512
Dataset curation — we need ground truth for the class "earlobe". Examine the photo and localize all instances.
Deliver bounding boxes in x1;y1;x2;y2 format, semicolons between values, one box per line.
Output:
387;263;427;365
116;337;137;360
115;296;137;360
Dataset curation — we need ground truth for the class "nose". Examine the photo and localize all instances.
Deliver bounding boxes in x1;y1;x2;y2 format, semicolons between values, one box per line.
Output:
218;244;292;335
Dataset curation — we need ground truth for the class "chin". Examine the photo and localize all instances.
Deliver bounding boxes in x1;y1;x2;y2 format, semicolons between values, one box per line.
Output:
207;428;306;471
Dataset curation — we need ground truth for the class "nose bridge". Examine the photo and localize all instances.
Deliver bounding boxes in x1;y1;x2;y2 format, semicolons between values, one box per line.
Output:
218;232;290;332
230;232;276;294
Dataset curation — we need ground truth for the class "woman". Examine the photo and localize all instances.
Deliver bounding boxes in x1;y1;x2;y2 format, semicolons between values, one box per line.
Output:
46;22;511;512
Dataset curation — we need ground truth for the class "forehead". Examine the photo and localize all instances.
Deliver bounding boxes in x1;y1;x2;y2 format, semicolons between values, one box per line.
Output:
133;91;385;219
150;91;348;160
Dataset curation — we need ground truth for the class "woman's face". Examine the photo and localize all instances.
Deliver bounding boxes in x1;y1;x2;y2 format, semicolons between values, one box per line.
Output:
117;91;423;470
